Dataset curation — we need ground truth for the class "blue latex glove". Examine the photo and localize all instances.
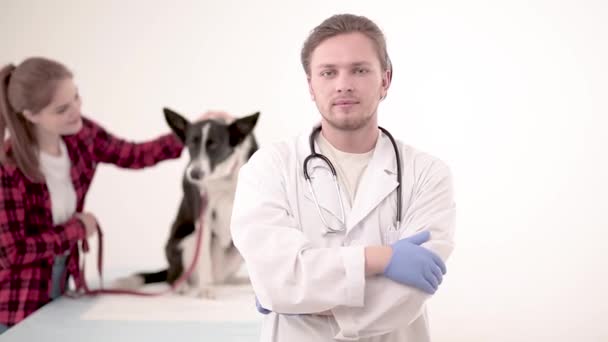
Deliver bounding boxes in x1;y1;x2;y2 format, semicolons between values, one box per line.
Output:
255;297;302;316
383;230;447;294
255;297;271;315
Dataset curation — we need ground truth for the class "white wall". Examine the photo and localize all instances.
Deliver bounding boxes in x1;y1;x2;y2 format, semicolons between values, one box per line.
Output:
2;0;607;340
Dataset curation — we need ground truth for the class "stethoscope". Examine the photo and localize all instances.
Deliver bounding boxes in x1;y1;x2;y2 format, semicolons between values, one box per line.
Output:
303;125;402;234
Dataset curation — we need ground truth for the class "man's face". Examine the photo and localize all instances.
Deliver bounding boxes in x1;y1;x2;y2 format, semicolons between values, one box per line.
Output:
308;32;390;131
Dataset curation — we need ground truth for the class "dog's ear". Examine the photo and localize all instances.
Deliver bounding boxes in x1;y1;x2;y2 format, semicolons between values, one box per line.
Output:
228;112;260;147
163;107;189;142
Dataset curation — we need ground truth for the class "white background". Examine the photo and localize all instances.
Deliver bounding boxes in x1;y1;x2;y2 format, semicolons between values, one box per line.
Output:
2;0;607;340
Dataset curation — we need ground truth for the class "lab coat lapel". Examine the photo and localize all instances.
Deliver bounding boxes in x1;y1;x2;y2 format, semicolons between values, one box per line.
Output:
346;132;399;232
299;131;347;224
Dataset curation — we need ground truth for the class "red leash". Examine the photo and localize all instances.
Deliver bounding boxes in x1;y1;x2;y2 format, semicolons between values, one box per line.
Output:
62;196;208;297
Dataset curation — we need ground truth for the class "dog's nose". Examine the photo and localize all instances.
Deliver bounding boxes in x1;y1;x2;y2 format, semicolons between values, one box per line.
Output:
189;168;204;181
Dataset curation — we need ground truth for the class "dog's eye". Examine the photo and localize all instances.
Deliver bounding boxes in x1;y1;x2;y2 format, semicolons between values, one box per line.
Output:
192;135;201;144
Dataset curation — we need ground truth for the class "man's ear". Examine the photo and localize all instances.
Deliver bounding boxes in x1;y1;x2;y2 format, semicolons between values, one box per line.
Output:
229;112;260;147
380;56;393;100
163;107;189;142
308;76;316;101
380;68;392;100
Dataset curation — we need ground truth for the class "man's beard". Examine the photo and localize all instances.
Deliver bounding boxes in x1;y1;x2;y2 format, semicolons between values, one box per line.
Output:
322;109;375;131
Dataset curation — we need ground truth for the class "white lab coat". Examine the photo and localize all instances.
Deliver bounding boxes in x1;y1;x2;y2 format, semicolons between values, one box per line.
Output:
230;128;455;341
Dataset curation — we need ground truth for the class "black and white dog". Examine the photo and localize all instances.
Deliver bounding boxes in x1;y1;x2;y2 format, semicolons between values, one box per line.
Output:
113;108;259;298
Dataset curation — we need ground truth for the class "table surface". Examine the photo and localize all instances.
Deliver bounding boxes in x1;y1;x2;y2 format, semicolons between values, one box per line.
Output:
1;282;263;342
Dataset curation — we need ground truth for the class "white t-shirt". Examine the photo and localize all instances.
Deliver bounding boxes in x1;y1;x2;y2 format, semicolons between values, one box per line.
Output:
317;133;374;206
39;140;77;226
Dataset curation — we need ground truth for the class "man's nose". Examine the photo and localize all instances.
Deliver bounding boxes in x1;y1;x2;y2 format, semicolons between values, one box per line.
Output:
336;73;354;93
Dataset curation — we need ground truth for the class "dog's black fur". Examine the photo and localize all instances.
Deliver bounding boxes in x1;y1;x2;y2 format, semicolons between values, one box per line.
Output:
113;108;259;295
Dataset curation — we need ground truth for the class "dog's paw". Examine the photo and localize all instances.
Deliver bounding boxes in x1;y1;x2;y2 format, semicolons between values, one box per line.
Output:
111;275;144;290
196;287;216;299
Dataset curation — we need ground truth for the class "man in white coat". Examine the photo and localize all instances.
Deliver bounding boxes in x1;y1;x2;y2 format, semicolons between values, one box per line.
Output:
230;13;455;341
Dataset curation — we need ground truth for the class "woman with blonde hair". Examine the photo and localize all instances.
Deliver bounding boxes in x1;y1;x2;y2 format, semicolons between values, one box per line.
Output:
0;57;187;331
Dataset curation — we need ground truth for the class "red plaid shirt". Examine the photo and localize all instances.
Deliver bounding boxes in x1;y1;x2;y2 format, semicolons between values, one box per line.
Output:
0;117;183;326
